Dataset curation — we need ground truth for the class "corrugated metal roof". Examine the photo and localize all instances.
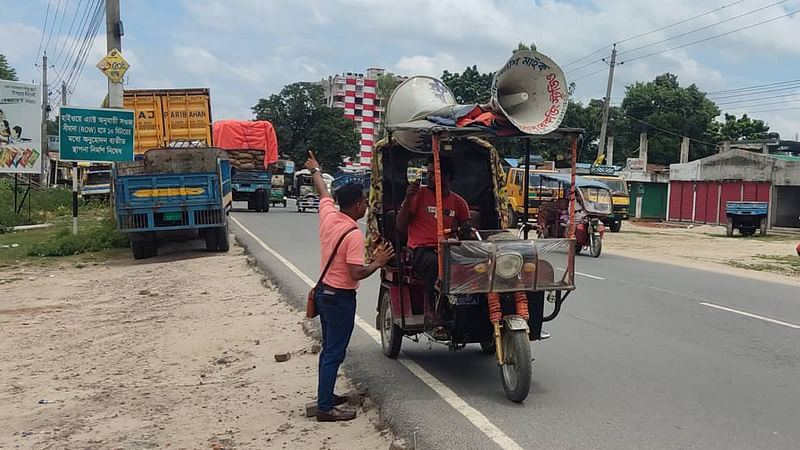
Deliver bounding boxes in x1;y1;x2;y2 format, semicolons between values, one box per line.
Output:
767;154;800;162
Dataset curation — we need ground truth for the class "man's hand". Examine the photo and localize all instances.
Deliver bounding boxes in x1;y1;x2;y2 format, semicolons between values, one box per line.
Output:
305;151;321;171
373;242;396;266
405;180;420;201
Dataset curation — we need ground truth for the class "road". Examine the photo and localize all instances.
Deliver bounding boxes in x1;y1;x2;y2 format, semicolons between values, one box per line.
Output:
231;200;800;450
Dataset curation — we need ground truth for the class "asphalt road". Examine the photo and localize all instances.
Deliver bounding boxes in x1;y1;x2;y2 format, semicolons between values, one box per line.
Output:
231;200;799;450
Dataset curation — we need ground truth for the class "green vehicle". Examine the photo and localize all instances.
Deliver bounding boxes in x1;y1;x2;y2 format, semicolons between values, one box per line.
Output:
270;173;287;207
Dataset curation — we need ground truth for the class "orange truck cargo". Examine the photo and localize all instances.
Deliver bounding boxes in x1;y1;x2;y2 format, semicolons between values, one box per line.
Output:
123;88;212;156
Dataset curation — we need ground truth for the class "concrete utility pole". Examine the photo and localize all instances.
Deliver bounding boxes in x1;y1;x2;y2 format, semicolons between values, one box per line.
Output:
597;44;617;162
106;0;123;108
41;52;48;172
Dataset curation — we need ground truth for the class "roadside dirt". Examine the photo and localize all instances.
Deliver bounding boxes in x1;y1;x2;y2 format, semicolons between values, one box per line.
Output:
0;246;393;449
604;222;800;285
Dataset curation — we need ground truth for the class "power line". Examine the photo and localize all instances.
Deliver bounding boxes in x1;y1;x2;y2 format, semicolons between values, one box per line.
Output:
43;0;64;58
621;8;800;64
618;0;789;57
63;0;103;88
570;67;609;83
67;0;105;95
706;78;800;95
625;113;717;147
708;83;800;100
52;0;88;71
717;98;800;109
58;0;96;80
563;46;610;69
715;91;800;105
727;106;800;114
35;0;53;64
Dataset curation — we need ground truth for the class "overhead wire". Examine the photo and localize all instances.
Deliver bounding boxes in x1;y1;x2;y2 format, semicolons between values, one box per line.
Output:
625;114;717;147
618;0;789;57
52;0;88;71
63;0;103;88
58;0;96;86
42;0;64;59
708;84;800;100
67;0;105;96
35;0;53;64
706;78;800;95
620;8;800;64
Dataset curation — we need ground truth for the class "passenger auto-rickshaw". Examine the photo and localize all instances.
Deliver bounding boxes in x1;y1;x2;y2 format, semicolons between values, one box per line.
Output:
505;166;560;225
367;127;582;402
536;173;613;257
585;169;629;232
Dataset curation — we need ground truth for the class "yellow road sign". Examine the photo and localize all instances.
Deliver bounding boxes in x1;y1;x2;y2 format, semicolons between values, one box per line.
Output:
96;48;130;83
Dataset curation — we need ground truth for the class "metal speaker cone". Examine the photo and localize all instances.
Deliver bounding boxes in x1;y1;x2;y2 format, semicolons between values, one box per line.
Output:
385;76;457;152
488;50;568;135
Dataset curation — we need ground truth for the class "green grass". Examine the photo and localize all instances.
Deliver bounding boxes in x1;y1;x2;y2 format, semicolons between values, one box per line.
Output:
727;254;800;276
0;178;77;228
0;208;129;266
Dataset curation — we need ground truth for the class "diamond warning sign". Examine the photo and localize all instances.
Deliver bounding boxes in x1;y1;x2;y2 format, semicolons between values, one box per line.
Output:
96;48;130;83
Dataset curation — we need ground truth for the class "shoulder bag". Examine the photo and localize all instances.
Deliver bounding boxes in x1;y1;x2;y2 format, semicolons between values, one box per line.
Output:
306;226;359;318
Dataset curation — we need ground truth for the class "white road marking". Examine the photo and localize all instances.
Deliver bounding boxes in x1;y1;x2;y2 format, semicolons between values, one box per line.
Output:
231;216;525;450
575;271;605;280
699;302;800;329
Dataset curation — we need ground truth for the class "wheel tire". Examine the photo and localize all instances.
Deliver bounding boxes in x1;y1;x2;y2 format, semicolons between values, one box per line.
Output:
378;289;402;358
262;191;270;213
499;328;532;403
726;217;734;237
144;239;158;258
204;228;218;252
759;217;767;236
590;234;602;258
131;240;148;260
574;242;582;255
609;221;622;233
247;197;256;211
282;200;287;207
215;224;230;252
480;341;496;355
508;207;518;228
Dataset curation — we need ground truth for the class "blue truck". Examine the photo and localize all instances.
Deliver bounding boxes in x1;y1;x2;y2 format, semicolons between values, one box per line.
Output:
230;165;271;212
113;148;233;259
725;201;768;237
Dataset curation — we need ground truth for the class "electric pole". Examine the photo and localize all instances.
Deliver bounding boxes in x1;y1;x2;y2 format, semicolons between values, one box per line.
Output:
597;44;617;163
106;0;123;108
41;52;48;170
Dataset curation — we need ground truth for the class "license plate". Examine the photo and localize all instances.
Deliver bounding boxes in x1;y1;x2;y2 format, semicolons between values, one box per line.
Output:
163;212;182;221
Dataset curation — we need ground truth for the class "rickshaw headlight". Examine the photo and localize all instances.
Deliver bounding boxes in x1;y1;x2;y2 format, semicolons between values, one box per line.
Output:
473;263;488;274
495;253;523;279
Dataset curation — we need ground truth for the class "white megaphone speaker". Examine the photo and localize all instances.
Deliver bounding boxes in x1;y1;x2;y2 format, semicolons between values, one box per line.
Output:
385;50;568;153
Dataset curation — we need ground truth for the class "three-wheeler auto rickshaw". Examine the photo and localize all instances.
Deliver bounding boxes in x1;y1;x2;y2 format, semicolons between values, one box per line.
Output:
366;126;582;402
536;173;613;257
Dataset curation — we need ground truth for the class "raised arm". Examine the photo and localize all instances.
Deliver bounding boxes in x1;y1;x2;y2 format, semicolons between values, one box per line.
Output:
304;151;332;200
395;181;419;234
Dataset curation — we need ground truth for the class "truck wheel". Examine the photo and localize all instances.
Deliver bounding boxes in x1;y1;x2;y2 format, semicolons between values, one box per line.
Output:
725;217;734;237
610;221;622;233
282;200;287;207
204;228;218;252
759;217;767;236
499;328;532;403
262;191;270;213
248;197;256;211
144;239;158;258
215;224;230;252
508;207;518;228
131;240;148;260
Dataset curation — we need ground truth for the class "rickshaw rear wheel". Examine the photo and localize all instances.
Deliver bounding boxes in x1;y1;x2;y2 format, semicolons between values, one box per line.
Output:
500;328;532;403
378;288;402;358
590;234;602;257
609;220;621;232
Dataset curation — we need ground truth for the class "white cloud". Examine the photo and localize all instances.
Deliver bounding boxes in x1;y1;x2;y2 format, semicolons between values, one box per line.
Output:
395;53;461;77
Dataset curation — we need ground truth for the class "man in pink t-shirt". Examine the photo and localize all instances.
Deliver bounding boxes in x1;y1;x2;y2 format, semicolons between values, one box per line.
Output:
305;151;393;422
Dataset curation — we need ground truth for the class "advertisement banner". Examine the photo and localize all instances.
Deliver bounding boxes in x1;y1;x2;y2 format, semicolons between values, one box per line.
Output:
59;107;135;163
0;81;42;174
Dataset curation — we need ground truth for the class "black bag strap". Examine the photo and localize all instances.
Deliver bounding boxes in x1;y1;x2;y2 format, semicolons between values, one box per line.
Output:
317;226;359;288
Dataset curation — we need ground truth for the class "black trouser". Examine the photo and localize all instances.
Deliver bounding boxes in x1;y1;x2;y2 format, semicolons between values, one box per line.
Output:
412;247;439;306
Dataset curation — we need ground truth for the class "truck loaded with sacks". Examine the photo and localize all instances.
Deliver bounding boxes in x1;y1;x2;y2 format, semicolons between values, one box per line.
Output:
212;120;279;212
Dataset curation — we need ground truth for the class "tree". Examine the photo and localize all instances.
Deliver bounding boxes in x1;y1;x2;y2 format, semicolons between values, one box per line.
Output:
621;73;720;164
252;82;359;171
513;42;537;53
0;55;17;81
716;113;769;141
441;65;493;104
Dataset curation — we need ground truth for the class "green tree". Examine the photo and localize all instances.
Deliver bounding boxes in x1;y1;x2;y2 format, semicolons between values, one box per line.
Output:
513;42;537;53
252;82;359;171
621;73;720;164
716;113;770;141
0;54;18;81
441;65;493;104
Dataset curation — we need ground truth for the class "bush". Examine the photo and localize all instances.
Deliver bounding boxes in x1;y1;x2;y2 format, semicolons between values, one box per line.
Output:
27;216;129;257
0;178;74;228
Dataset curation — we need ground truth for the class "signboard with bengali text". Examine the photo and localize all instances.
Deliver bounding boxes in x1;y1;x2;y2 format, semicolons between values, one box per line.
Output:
59;107;135;163
0;81;42;174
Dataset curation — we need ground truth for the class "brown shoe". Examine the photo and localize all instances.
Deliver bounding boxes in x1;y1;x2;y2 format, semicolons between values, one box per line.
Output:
316;406;356;422
333;394;348;406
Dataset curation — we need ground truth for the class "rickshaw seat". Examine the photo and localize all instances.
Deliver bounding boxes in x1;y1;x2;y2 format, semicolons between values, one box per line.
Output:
468;207;482;230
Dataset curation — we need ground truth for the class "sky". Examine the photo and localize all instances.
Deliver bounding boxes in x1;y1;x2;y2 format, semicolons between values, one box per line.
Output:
4;0;800;142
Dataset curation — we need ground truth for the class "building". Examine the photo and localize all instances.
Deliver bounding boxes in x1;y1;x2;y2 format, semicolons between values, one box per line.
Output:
668;149;800;229
319;67;388;169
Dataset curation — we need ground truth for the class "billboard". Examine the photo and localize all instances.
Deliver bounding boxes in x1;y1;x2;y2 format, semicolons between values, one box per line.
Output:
59;107;135;163
0;81;42;174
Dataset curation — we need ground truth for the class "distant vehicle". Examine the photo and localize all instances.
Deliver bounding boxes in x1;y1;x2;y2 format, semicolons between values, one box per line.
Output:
80;165;112;201
293;169;332;212
725;201;768;237
585;172;629;232
113;148;232;259
504;166;560;226
123;88;212;157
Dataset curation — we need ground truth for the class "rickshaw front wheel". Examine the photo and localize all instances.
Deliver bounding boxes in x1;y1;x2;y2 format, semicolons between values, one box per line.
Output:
590;234;602;257
378;289;402;359
500;328;532;403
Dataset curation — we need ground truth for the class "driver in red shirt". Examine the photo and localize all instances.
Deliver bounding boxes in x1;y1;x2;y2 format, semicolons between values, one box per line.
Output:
397;155;470;304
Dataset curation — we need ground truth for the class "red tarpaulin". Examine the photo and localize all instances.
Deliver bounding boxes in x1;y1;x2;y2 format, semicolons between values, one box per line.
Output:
212;120;279;167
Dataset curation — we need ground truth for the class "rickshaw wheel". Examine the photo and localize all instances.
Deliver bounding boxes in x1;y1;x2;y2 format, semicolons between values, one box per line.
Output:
500;328;532;403
378;289;402;358
590;234;602;257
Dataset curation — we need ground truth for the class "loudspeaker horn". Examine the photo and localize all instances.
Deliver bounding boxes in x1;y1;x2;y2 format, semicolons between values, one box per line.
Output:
385;76;458;153
488;50;568;135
